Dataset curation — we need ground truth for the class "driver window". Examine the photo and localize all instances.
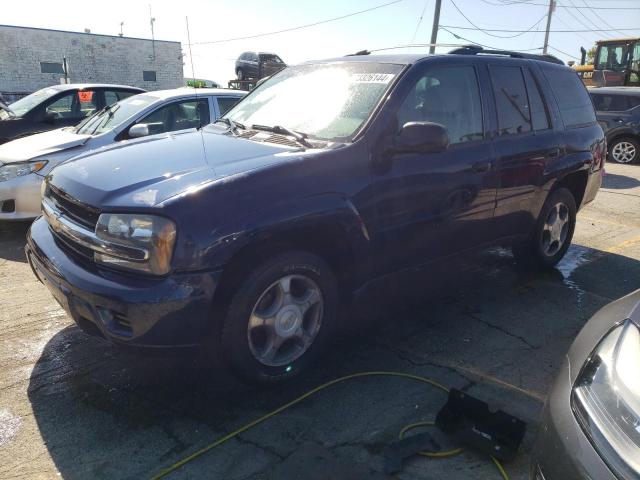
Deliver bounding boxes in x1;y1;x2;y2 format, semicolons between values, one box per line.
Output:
44;92;76;120
396;65;483;144
133;99;210;136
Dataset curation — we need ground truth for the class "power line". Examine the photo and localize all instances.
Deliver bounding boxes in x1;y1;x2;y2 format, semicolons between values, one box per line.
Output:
440;24;640;33
190;0;403;45
563;0;615;39
410;0;432;44
580;0;632;37
547;44;580;59
439;25;544;50
450;0;548;38
476;0;639;9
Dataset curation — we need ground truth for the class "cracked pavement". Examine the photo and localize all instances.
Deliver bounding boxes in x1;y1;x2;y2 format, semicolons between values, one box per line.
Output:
1;162;640;479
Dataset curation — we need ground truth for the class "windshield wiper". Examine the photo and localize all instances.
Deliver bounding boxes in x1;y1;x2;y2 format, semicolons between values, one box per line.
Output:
214;117;245;135
252;124;313;148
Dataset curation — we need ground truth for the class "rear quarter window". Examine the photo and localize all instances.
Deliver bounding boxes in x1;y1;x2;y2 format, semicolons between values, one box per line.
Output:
542;66;596;128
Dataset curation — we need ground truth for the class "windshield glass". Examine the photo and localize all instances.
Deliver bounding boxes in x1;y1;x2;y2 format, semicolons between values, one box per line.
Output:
75;94;158;135
225;62;404;141
596;44;631;72
9;87;61;117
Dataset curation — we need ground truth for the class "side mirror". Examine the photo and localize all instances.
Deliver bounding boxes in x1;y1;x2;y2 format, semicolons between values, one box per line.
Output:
128;123;150;139
392;121;449;154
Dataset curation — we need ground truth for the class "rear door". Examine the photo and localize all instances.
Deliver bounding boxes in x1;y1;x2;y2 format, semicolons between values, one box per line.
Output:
370;62;498;273
489;62;561;238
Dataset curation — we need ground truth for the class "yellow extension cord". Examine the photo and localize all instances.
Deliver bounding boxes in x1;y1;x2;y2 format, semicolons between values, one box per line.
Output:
151;371;510;480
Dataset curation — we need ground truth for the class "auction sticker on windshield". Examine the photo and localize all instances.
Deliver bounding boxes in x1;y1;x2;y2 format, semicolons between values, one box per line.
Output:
352;73;395;84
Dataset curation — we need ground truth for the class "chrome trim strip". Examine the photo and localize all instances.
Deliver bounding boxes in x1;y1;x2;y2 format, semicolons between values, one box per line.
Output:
42;197;149;262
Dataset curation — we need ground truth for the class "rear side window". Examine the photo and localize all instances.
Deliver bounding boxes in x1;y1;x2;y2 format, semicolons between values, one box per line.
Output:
217;97;241;116
523;69;550;131
489;66;531;136
542;67;596;128
591;94;640;112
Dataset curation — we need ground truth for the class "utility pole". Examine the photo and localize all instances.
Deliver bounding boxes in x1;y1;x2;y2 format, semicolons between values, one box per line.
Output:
543;0;555;55
429;0;442;54
149;5;156;61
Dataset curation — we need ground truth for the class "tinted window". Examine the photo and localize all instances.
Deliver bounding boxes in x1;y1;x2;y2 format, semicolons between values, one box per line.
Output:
77;90;98;118
490;66;531;136
396;65;483;144
592;94;640;112
46;92;75;118
523;69;550;131
543;67;596;127
104;90;137;106
217;97;240;116
45;91;97;120
135;99;209;136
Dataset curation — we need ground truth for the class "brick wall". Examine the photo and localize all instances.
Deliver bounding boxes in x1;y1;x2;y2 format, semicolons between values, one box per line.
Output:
0;25;184;94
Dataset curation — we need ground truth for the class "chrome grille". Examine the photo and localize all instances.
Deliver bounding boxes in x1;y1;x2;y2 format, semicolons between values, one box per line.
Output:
48;185;100;230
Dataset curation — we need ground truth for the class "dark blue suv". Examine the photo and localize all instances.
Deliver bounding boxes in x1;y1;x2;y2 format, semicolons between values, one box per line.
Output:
26;47;605;383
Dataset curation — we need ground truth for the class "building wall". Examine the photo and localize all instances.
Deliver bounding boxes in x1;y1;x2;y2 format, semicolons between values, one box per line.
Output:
0;25;184;96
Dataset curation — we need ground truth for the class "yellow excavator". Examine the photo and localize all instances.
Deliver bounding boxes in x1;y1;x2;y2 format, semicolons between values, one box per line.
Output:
574;37;640;87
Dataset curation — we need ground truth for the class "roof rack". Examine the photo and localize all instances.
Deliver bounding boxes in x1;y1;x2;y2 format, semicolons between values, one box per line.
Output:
448;45;564;65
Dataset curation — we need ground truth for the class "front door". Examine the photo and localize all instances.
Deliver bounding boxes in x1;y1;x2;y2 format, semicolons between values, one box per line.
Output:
369;63;498;274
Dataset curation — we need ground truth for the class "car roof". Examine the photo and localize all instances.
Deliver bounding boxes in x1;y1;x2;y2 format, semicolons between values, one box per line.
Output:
142;87;246;100
589;87;640;96
49;83;145;92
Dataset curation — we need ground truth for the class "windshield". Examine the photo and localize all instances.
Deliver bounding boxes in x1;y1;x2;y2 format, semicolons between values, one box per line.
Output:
596;44;632;72
75;94;158;135
8;87;61;117
225;62;404;141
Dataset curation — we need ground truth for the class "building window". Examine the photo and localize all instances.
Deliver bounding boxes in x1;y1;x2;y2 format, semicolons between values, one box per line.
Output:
40;62;64;74
143;70;157;82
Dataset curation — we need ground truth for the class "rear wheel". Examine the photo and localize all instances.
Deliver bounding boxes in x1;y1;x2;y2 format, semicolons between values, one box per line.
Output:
220;251;338;383
512;188;577;270
608;137;639;164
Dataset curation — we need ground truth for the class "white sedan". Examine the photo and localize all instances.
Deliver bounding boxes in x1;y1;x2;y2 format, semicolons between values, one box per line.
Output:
0;88;245;220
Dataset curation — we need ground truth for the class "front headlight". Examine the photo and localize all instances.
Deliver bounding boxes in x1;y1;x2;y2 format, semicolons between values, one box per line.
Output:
94;213;176;275
572;320;640;480
0;160;48;182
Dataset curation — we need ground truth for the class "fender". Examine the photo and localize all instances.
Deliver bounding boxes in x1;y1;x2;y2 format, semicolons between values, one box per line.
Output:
179;192;372;274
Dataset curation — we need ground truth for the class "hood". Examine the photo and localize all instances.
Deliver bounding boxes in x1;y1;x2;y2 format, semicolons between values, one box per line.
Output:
48;128;298;209
0;128;90;163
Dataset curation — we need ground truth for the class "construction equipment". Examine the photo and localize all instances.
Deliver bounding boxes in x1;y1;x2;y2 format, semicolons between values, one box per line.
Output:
576;38;640;88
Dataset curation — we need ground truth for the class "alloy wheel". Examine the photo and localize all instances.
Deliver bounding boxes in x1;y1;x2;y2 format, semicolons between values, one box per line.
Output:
611;141;636;164
247;274;323;367
541;202;570;257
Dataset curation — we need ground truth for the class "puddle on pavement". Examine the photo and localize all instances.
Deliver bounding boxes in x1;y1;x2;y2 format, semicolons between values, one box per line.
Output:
0;409;22;446
555;245;594;304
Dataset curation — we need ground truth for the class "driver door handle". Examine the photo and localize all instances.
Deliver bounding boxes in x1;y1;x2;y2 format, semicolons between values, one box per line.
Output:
472;161;492;173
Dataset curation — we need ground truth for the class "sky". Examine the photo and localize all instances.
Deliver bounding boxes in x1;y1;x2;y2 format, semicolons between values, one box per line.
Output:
2;0;640;86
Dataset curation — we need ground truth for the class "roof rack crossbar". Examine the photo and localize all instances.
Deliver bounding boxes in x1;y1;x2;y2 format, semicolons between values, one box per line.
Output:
448;45;564;65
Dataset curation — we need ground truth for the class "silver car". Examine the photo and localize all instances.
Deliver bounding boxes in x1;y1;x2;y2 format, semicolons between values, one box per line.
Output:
0;88;245;220
531;289;640;480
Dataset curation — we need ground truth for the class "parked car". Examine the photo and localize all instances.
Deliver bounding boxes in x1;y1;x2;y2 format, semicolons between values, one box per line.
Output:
235;52;286;80
0;84;145;145
0;88;245;220
26;47;604;383
530;289;640;480
590;87;640;164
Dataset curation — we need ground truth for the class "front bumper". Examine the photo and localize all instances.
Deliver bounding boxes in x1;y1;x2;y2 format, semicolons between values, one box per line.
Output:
0;173;43;220
26;216;223;348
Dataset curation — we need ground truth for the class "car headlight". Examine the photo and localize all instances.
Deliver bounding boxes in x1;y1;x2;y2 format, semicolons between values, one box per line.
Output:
0;160;48;182
94;213;176;275
572;319;640;480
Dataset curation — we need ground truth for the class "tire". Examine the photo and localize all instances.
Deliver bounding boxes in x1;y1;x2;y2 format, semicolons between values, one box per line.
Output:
608;136;639;164
236;68;244;80
512;188;577;270
220;251;338;384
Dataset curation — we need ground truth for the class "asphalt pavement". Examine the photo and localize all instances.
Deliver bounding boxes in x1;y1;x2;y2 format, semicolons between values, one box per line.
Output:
1;162;639;480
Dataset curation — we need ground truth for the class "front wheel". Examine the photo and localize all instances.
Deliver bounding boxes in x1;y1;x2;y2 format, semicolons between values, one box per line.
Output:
608;137;639;164
512;188;577;270
220;251;338;383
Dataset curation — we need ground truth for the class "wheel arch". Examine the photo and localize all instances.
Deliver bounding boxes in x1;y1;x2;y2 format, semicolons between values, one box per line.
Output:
553;169;589;209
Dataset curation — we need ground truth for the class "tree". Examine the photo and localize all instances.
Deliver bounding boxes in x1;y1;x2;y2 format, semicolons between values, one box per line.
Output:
587;46;597;65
